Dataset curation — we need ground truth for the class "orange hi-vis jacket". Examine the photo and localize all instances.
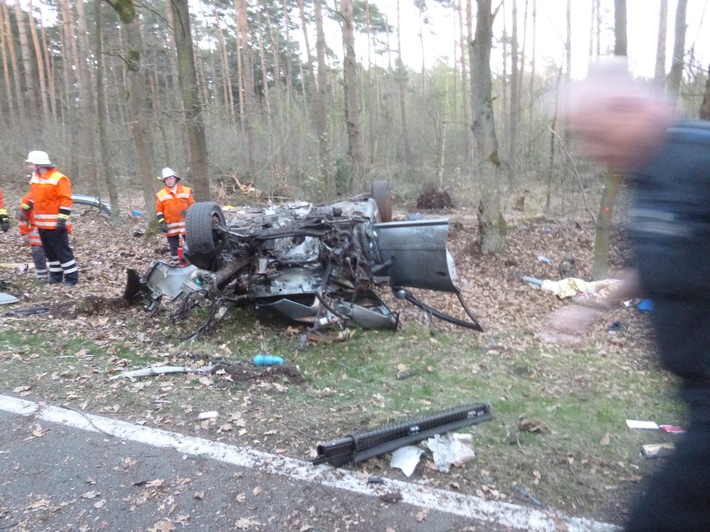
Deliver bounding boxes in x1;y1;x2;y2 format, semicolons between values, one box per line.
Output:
156;184;194;237
0;187;7;217
22;169;72;230
19;192;70;245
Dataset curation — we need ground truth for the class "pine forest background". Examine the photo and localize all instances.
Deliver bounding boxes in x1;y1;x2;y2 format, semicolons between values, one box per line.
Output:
0;0;708;235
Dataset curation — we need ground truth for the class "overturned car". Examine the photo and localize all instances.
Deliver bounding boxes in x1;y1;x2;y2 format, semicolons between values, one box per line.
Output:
128;182;482;338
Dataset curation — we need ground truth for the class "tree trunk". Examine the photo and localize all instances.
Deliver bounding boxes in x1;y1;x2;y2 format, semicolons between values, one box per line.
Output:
108;0;156;212
470;0;504;255
396;0;412;171
0;0;17;122
340;0;364;193
14;0;36;116
75;0;99;195
613;0;627;57
667;0;687;102
235;0;256;175
508;0;519;181
700;64;710;121
313;0;333;198
170;0;210;202
654;0;668;87
94;0;120;224
2;0;26;121
27;0;51;124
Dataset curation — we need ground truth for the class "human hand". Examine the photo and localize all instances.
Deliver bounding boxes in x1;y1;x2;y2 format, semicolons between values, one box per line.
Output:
56;217;67;230
18;209;28;222
0;218;9;232
159;221;169;233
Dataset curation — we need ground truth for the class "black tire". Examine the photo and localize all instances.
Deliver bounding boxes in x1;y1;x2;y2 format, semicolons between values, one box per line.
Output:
184;202;226;271
371;180;393;222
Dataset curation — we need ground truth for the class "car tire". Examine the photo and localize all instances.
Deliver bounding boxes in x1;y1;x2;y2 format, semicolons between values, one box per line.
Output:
185;202;226;271
371;180;393;222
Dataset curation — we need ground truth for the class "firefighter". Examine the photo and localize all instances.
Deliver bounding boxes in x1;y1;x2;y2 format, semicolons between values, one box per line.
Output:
18;191;49;282
21;151;78;285
0;187;9;232
155;167;194;266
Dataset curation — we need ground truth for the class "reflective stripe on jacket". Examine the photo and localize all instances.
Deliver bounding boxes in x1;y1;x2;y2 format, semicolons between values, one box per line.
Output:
155;184;194;237
27;169;72;230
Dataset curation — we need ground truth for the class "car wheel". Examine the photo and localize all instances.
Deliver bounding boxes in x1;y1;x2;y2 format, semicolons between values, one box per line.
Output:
185;202;226;271
371;180;393;222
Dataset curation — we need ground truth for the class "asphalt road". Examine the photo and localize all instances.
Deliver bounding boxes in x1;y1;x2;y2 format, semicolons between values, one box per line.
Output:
0;395;617;531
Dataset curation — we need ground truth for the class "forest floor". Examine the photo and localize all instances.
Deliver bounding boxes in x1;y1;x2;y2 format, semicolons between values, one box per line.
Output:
0;184;683;529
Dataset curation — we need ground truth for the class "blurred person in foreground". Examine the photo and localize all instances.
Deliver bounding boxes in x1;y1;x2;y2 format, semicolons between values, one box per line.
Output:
558;59;710;531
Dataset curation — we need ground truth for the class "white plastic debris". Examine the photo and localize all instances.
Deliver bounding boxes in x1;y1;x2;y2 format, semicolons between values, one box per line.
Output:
425;433;476;473
390;445;424;477
197;411;219;420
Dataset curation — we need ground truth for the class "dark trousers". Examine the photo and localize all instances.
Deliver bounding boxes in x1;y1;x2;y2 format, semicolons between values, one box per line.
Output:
31;245;48;280
626;384;710;531
167;234;181;265
38;228;78;285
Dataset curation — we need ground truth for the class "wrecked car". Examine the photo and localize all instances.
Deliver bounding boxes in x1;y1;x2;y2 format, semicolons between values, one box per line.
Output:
128;182;482;338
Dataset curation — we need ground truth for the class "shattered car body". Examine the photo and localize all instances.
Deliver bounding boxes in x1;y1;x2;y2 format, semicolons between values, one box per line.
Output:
129;183;482;338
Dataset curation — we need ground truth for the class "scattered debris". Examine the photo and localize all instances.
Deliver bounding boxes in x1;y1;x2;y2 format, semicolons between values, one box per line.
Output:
640;443;675;459
425;433;476;473
108;364;216;381
197;411;219;420
367;476;385;485
312;403;491;467
607;321;629;333
660;425;685;434
0;292;19;305
528;276;624;300
390;445;423;477
638;299;654;312
626;420;659;430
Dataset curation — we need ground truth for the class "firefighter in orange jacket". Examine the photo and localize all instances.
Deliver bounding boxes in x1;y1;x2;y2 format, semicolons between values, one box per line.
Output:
0;187;9;232
21;151;78;285
18;191;49;282
155;167;194;266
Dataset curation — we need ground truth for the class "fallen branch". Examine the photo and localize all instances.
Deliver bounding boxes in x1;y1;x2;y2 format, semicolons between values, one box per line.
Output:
108;364;215;381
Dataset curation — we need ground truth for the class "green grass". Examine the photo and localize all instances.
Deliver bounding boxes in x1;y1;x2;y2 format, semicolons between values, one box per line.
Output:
0;310;684;524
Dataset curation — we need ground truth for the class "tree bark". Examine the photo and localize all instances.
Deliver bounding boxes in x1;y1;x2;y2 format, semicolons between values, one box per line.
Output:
27;0;51;124
340;0;364;193
108;0;156;212
508;0;520;180
654;0;668;87
313;0;333;198
170;0;211;202
613;0;627;57
667;0;687;102
470;0;504;255
235;0;256;175
94;0;120;223
700;64;710;121
396;0;412;171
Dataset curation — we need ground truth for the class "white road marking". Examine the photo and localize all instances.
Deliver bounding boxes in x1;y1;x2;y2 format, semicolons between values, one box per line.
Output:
0;394;618;531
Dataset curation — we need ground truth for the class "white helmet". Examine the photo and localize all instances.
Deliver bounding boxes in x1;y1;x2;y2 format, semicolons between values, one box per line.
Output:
26;150;54;166
160;167;179;181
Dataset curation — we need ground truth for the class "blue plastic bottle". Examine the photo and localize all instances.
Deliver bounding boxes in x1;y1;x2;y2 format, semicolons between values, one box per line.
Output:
252;354;284;366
